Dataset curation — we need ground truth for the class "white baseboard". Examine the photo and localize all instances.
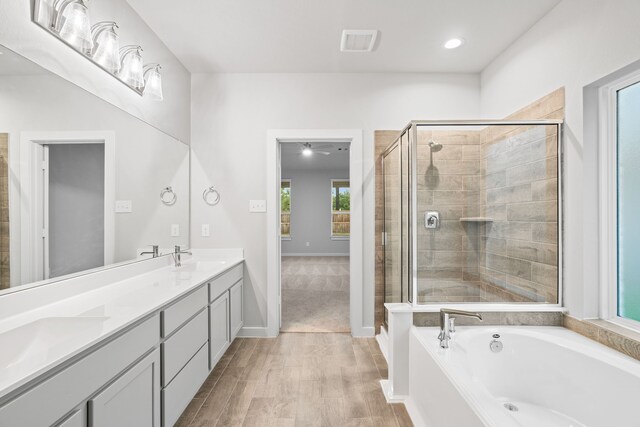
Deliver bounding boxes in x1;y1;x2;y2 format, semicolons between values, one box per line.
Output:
376;326;388;361
380;380;408;403
281;253;350;257
351;326;375;337
237;326;274;338
404;396;427;427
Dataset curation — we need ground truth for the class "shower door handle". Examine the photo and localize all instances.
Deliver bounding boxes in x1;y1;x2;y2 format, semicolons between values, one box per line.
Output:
425;211;440;229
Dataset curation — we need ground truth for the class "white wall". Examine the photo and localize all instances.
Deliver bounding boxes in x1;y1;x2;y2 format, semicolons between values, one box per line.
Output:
0;0;191;142
190;72;480;333
281;168;350;256
480;0;640;317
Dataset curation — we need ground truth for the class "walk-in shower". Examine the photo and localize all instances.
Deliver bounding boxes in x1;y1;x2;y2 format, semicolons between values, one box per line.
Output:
382;120;562;311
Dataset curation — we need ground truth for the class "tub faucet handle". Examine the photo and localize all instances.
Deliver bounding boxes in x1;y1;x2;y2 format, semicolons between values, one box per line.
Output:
449;317;456;333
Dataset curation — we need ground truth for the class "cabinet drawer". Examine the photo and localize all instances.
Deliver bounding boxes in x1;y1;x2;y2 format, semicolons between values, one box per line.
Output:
0;315;159;427
162;344;208;427
161;309;208;387
209;263;243;302
161;285;207;337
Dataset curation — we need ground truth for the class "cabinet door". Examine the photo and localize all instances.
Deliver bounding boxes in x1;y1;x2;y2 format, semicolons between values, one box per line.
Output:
89;349;160;427
229;280;243;340
209;292;230;368
55;407;87;427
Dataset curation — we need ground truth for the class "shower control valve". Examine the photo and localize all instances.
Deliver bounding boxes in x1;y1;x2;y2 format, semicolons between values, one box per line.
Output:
425;211;440;229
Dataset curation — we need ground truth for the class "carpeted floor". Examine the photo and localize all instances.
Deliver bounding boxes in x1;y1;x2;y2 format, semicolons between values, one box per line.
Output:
281;256;350;333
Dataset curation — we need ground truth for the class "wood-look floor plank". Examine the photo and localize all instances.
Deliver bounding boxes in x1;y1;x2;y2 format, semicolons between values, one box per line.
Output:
216;380;259;426
391;403;413;427
294;380;322;427
321;397;345;427
182;332;411;427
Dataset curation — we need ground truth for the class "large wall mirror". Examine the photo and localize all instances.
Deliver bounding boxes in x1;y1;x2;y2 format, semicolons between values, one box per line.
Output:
0;44;190;293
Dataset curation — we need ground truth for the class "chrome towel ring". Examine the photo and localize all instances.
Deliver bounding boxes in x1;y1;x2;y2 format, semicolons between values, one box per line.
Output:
203;186;221;206
160;186;177;205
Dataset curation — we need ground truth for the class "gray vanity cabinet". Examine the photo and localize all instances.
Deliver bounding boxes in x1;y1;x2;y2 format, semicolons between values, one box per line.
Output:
209;291;230;367
89;349;161;427
230;280;243;340
0;262;244;427
55;408;87;427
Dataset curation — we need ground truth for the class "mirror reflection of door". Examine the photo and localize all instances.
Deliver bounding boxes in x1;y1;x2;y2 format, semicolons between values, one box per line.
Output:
44;144;105;279
0;134;8;290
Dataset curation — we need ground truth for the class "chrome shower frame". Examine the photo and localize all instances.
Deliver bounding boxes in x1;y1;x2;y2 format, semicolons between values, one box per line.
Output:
381;119;564;309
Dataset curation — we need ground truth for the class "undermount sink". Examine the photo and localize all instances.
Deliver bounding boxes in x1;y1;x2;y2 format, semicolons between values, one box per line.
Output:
0;316;110;376
172;260;228;273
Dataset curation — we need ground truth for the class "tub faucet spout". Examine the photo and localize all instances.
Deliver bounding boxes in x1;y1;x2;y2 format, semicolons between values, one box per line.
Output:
438;308;483;349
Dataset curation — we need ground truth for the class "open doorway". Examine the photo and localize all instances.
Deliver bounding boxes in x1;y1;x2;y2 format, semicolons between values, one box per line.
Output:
279;141;351;332
19;131;115;284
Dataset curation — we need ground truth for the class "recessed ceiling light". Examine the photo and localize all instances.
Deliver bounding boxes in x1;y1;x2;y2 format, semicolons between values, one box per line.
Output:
444;38;464;49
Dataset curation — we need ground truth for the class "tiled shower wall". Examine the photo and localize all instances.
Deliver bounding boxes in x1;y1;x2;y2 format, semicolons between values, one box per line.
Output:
416;130;483;302
478;123;559;302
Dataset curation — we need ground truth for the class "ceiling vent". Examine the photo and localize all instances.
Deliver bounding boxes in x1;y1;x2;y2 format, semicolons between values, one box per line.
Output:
340;30;378;53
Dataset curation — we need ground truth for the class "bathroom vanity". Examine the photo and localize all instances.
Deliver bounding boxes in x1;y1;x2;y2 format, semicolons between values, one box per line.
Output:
0;252;244;427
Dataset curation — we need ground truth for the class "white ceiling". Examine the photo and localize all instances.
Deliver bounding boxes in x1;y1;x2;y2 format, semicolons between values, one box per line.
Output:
281;142;350;171
127;0;560;73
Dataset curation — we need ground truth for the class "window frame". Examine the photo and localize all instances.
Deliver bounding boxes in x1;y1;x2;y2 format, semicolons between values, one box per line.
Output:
599;69;640;330
280;179;292;240
330;178;350;241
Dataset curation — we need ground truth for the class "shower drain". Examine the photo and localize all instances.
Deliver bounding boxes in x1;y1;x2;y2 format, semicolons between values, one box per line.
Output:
504;403;519;412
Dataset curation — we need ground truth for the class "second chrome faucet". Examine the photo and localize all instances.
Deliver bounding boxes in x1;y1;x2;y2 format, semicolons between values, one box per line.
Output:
438;308;483;349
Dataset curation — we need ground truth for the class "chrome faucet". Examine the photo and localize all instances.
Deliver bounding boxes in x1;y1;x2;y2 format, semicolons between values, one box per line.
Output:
438;308;483;349
140;245;160;258
173;245;192;267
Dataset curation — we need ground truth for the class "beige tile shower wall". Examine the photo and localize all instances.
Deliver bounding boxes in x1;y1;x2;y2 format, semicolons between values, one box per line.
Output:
416;129;482;302
0;134;8;290
478;89;565;303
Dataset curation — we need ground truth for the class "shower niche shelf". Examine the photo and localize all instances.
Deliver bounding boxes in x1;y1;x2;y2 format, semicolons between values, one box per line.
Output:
459;217;494;223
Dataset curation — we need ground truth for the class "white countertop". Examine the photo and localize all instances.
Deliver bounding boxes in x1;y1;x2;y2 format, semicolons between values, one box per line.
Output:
0;251;244;401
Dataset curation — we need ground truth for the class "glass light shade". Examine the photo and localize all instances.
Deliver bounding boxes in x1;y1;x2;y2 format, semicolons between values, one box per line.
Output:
144;67;163;101
58;2;93;54
93;29;120;74
119;49;144;89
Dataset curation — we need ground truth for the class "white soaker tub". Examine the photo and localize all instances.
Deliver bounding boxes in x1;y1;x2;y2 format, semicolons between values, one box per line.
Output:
407;326;640;427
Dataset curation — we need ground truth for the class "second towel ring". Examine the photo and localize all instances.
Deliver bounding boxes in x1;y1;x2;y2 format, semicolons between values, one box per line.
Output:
203;186;221;206
160;186;177;206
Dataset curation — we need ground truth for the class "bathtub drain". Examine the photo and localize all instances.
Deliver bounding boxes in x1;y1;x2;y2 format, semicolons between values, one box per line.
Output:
503;403;519;412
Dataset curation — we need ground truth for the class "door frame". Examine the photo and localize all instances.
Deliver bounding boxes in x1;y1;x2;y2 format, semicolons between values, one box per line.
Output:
19;131;115;284
266;129;368;337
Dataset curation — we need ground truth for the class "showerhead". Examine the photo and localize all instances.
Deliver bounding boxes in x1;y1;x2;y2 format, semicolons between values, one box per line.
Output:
428;140;443;152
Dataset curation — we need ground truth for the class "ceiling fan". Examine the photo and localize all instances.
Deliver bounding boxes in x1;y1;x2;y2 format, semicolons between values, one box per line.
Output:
283;142;333;156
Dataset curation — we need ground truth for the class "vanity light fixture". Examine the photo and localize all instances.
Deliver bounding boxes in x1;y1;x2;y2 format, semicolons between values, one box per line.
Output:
143;64;163;101
52;0;93;55
444;38;465;49
119;45;144;90
33;0;164;99
91;22;120;74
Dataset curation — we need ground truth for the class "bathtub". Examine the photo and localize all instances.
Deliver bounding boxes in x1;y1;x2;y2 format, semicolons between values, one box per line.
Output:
407;325;640;427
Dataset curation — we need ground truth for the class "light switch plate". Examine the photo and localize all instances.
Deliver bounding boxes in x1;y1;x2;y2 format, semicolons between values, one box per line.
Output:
115;200;132;213
201;224;210;237
171;224;180;237
249;200;267;212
